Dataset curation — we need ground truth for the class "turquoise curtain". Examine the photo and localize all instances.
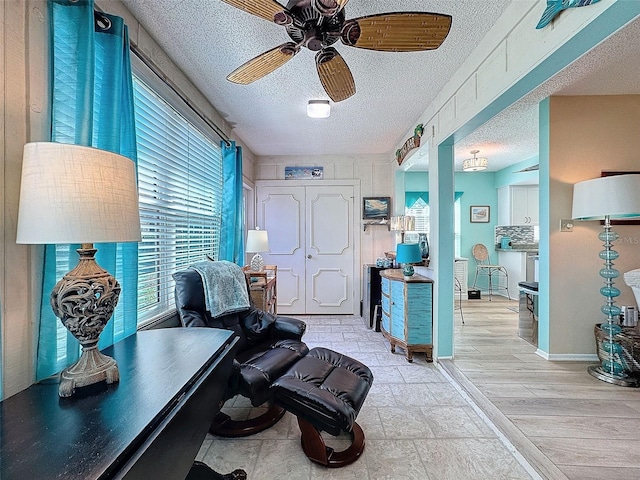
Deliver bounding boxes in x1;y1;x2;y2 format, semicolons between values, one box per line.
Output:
37;0;138;380
406;191;464;208
219;141;245;264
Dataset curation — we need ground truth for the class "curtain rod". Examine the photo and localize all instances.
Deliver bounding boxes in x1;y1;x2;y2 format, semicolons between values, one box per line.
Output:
130;44;232;146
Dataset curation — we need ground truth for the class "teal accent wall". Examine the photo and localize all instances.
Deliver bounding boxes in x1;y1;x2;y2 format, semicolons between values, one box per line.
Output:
537;98;550;354
404;170;499;287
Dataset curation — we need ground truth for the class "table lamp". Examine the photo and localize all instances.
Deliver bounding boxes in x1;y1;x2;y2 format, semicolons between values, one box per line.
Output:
390;216;415;244
395;243;422;279
572;173;640;387
246;228;269;271
16;142;141;397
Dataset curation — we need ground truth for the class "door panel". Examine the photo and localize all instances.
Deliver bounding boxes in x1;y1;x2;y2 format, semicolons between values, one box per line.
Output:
258;187;305;313
305;186;353;314
256;183;355;315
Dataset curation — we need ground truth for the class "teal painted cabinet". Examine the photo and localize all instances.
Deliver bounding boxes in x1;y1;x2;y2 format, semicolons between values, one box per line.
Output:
380;269;433;362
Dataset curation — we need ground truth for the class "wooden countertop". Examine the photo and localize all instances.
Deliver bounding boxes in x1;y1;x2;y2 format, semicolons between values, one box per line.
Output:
380;268;433;283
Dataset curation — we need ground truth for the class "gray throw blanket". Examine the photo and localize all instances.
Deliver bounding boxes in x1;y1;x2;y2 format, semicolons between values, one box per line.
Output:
189;260;250;318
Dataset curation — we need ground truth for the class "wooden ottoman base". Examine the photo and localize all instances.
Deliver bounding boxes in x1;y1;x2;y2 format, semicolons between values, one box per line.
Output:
298;417;365;468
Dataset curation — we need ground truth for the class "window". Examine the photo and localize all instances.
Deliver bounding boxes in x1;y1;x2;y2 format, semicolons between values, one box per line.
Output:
405;198;461;257
133;74;223;324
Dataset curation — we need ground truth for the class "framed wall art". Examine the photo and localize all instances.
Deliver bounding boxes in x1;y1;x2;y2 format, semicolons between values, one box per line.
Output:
470;205;490;223
363;197;391;220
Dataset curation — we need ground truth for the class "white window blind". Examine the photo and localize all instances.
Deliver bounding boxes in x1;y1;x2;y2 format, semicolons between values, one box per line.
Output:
133;75;223;323
405;198;462;257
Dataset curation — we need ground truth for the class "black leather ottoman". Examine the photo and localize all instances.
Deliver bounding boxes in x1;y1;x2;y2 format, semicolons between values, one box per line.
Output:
271;347;374;468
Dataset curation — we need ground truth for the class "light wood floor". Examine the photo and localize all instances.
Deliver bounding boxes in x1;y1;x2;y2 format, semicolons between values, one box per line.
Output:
443;296;640;480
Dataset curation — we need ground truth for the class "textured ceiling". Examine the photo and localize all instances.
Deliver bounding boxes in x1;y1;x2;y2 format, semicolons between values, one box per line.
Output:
450;14;640;173
120;1;640;170
121;0;511;157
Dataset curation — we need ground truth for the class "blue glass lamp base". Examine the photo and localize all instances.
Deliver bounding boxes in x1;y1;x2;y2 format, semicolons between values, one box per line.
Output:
588;364;640;388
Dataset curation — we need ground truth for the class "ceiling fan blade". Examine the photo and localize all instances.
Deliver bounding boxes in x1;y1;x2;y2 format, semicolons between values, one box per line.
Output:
221;0;291;24
227;43;300;84
341;12;452;52
315;48;355;103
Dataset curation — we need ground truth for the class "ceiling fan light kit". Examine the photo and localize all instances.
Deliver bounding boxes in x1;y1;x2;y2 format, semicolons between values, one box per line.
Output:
307;99;331;118
463;150;488;172
221;0;452;102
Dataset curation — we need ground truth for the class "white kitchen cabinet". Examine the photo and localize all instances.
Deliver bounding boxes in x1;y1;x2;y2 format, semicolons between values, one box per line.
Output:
498;185;538;225
497;251;527;299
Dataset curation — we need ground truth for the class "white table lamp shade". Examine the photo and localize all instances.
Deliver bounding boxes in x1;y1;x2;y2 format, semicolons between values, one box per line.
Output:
246;229;269;253
16;142;141;244
572;174;640;220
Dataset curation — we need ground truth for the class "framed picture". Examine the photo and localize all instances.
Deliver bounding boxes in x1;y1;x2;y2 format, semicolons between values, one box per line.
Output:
363;197;391;220
470;205;490;223
284;166;323;180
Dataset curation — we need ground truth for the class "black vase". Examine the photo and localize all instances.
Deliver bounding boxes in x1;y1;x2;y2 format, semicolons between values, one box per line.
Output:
419;233;429;259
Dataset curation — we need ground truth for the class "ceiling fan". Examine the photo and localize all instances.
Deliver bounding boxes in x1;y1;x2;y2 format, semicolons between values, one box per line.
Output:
221;0;452;102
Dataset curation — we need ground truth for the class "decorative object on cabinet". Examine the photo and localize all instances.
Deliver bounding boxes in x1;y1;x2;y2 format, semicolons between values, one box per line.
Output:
246;228;269;271
462;149;488;172
243;265;278;314
390;215;415;243
380;269;433;362
395;243;422;279
363;196;390;219
16;142;141;398
418;233;430;259
572;174;640;387
470;205;490;223
471;243;510;301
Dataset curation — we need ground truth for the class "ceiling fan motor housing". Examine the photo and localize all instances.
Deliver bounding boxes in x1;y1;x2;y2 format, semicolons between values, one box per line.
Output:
286;6;343;50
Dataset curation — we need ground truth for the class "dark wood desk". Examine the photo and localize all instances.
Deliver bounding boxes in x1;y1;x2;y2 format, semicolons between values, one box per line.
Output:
0;328;238;479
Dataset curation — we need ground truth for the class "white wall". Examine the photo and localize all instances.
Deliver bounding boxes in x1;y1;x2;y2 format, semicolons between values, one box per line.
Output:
255;154;397;267
1;0;49;398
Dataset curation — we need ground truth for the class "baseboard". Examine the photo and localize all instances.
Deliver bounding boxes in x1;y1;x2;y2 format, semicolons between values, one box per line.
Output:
535;349;598;362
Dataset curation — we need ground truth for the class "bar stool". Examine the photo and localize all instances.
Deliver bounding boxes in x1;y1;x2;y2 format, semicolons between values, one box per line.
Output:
471;243;510;301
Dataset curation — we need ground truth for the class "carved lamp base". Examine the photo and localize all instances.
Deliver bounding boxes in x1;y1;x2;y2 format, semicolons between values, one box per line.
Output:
59;345;120;397
52;243;121;398
250;253;265;272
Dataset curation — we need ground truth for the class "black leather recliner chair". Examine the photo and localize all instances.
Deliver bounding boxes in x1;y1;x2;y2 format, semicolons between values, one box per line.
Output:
173;268;308;437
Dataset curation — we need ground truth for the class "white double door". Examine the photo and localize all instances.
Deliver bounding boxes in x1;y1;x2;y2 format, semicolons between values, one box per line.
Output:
256;181;357;315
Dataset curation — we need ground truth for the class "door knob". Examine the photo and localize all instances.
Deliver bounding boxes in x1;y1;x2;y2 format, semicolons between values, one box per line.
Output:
307;254;312;259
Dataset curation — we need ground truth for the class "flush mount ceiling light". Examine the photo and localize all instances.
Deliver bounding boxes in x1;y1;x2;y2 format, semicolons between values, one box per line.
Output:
462;149;488;172
307;99;331;118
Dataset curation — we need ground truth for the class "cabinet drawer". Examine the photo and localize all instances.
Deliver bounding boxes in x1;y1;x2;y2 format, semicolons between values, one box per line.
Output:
381;292;390;313
381;276;390;295
381;309;391;332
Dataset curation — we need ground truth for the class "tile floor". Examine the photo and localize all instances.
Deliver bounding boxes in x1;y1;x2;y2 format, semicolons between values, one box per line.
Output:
196;309;536;479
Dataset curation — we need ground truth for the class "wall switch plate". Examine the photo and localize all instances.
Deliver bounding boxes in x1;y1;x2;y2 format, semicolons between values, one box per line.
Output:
560;219;574;232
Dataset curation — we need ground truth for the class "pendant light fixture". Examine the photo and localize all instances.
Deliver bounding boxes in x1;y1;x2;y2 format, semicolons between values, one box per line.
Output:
462;150;488;172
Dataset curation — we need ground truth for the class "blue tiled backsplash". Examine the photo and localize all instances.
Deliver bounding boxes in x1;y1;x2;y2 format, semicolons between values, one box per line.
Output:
495;225;539;246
